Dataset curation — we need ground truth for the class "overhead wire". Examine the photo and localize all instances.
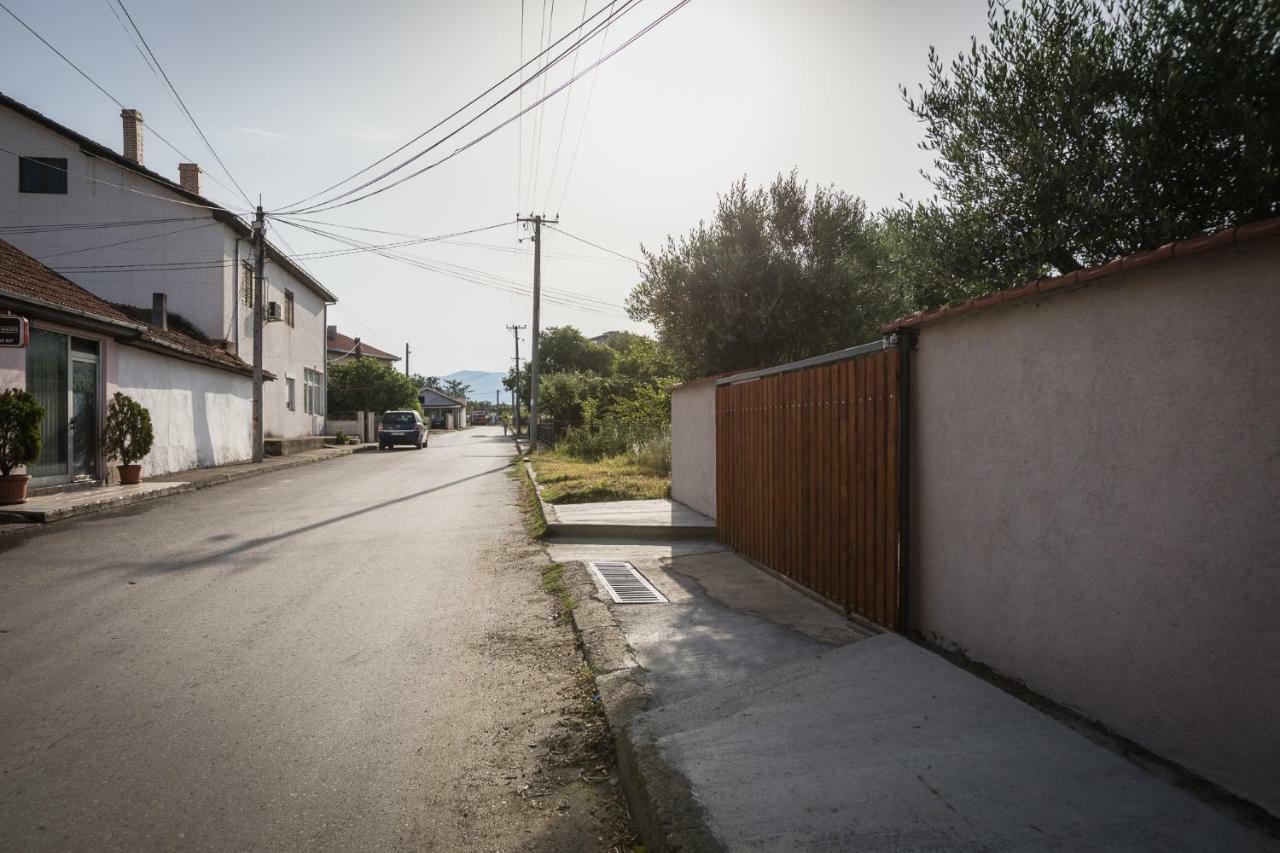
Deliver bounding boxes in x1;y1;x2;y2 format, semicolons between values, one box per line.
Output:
38;219;218;260
280;0;637;212
273;217;629;319
0;0;249;206
541;0;590;212
0;145;246;212
111;0;253;207
556;0;617;213
546;224;642;264
278;0;693;217
526;0;555;209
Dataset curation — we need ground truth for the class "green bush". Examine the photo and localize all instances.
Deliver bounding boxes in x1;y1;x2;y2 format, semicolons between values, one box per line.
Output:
103;392;154;466
560;420;671;473
335;430;349;445
0;388;45;476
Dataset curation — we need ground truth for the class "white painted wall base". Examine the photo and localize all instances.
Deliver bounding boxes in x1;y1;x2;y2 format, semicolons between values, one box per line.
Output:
116;346;252;476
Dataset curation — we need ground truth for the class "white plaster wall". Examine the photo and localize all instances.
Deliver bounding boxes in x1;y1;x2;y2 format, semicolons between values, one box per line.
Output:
116;346;252;475
242;264;329;438
671;379;717;518
0;108;232;341
909;242;1280;815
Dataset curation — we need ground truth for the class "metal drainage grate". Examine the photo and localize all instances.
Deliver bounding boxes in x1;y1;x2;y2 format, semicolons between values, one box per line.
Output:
587;561;668;604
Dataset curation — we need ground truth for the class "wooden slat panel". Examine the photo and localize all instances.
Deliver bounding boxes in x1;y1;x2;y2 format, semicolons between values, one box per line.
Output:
714;345;902;631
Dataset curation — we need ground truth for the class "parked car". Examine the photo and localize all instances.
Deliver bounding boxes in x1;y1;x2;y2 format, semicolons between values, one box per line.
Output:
429;413;446;429
378;410;429;450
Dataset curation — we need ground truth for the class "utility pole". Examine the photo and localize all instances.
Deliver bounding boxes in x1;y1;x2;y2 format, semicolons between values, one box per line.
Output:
517;214;557;448
251;205;266;463
506;323;526;436
404;342;410;376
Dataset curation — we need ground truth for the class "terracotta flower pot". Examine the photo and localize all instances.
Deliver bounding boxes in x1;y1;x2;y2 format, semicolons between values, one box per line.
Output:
0;474;30;505
118;464;143;485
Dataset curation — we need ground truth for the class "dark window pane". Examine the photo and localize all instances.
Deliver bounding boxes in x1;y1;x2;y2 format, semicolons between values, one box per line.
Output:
19;157;69;194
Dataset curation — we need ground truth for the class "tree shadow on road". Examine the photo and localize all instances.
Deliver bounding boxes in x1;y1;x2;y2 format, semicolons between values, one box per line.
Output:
94;463;514;576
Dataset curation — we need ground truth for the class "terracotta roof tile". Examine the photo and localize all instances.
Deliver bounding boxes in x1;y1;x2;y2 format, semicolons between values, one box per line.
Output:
326;328;399;361
881;216;1280;334
0;239;256;376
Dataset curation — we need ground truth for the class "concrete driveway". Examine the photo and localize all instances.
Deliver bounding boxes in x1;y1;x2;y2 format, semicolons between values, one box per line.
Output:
0;427;628;851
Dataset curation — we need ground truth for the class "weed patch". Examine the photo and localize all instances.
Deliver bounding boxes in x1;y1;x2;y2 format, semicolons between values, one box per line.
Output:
531;451;670;504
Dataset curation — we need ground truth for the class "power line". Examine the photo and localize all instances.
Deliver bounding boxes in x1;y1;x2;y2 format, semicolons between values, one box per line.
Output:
280;0;638;212
280;0;694;216
274;217;629;318
0;0;248;205
111;0;253;207
542;0;591;211
0;145;244;211
546;224;642;264
526;0;556;209
38;219;217;260
556;0;617;212
0;216;206;234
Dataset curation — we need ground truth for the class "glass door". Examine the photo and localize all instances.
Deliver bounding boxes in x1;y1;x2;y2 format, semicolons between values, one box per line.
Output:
71;357;99;478
25;331;102;485
26;329;68;481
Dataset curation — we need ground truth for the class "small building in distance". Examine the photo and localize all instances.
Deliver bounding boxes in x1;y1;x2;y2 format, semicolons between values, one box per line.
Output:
418;386;466;430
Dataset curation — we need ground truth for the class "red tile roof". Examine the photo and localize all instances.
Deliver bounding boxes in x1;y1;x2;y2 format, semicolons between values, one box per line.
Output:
881;217;1280;334
0;238;140;327
0;239;259;377
326;328;399;362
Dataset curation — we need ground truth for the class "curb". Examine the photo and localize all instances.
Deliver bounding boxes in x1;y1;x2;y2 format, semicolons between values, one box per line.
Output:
0;444;375;542
547;522;717;540
561;560;722;852
517;443;714;542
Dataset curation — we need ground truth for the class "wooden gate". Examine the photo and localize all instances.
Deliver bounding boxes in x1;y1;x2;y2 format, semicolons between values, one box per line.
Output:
715;342;904;630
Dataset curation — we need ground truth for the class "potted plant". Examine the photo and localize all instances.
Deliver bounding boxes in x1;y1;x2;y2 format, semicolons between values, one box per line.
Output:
102;392;154;485
0;388;45;504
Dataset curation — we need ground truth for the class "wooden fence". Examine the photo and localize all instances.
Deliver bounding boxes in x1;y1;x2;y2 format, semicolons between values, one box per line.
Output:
715;344;903;630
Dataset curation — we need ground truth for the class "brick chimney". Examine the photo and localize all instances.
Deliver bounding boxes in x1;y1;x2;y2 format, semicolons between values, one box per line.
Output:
151;293;168;330
121;109;144;165
178;163;201;195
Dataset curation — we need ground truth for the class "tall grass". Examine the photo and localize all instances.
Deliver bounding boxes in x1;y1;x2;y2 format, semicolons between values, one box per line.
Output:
560;420;671;473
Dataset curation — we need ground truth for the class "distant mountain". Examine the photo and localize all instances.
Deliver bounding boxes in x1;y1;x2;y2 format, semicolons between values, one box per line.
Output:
440;370;506;403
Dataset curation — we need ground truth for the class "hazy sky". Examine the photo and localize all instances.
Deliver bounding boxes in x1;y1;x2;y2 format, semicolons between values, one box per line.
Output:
1;0;988;375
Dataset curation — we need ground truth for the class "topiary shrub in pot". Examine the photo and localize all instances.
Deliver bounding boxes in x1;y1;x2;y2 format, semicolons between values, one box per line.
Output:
0;388;45;504
102;392;154;485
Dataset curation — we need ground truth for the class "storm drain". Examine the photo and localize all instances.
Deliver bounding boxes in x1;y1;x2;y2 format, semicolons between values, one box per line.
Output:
587;561;668;604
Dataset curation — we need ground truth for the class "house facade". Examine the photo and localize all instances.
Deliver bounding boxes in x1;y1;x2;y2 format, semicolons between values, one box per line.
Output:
0;92;336;447
0;239;257;485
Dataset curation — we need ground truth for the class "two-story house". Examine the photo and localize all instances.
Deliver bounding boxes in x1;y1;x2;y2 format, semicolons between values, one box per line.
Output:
0;92;337;480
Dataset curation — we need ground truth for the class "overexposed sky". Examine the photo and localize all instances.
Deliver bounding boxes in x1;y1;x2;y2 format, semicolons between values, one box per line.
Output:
1;0;988;374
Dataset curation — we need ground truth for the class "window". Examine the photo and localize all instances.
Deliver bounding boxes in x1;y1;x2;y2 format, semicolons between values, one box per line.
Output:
241;262;254;307
304;368;323;415
284;290;295;327
19;157;68;194
285;376;296;411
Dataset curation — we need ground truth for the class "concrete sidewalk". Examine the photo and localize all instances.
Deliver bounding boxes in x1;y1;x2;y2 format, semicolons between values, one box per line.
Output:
548;498;716;540
0;443;375;531
550;540;1279;852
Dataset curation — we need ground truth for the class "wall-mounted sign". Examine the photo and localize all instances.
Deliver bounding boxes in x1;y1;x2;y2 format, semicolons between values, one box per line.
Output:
0;316;30;348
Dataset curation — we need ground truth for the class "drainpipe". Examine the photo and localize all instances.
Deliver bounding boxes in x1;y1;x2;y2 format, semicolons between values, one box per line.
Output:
895;330;915;634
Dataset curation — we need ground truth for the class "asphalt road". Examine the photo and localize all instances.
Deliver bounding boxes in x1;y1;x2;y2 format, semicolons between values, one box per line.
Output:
0;427;618;851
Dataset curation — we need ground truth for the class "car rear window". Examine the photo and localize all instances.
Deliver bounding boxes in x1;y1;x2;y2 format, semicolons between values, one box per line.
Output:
382;412;416;426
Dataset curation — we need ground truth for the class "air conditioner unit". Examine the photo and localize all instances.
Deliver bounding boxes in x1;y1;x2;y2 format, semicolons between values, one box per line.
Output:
266;301;283;322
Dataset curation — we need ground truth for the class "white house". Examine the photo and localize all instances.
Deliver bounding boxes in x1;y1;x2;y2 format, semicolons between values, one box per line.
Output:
0;92;337;456
0;238;258;485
